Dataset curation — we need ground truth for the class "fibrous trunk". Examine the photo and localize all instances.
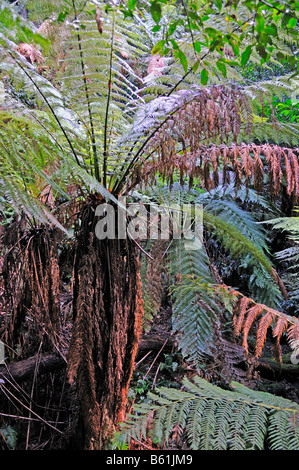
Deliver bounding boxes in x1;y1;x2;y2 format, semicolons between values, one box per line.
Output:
1;221;60;357
67;201;144;449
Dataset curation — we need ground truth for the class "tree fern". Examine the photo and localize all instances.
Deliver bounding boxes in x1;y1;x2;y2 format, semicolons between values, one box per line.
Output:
0;1;147;227
120;375;299;450
0;1;149;187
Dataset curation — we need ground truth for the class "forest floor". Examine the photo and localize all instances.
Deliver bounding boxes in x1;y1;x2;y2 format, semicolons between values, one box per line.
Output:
0;285;299;450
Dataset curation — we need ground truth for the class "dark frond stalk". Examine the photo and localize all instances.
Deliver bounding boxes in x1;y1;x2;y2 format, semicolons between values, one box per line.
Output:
8;52;82;169
72;0;100;181
259;0;298;20
182;0;198;59
114;104;184;195
103;15;115;188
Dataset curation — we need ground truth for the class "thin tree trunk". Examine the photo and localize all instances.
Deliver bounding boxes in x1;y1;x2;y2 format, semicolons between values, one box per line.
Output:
67;201;144;449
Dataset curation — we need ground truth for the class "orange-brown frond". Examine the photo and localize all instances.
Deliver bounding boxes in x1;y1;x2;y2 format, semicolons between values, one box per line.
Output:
273;315;289;341
271;268;288;301
285;152;295;196
233;296;252;336
272;316;289;363
252;148;264;194
242;304;264;355
255;310;274;358
288;150;299;197
240;143;253;183
287;323;299;349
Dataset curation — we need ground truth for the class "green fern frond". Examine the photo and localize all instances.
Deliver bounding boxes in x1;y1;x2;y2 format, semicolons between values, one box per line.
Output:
242;74;299;145
204;210;283;307
266;216;299;236
142;184;283;365
0;1;152;193
198;183;279;214
266;216;299;304
121;376;299;450
168;239;220;362
244;74;299;105
196;190;282;307
242;120;299;146
203;211;274;279
26;0;66;22
197;192;270;252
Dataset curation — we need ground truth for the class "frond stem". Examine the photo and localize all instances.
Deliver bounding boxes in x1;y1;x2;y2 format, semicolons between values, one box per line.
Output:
8;52;82;168
113;103;184;194
103;13;115;188
73;0;100;181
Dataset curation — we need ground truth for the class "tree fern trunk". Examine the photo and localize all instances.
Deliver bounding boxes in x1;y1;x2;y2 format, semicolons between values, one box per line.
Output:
2;222;60;357
68;201;144;450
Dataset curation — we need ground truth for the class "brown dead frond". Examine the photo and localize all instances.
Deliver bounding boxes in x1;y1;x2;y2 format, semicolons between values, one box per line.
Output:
16;43;45;65
130;86;299;198
137;142;299;199
216;285;299;363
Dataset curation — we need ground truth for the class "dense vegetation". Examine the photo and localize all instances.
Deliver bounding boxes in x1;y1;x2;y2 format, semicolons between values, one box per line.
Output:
0;0;299;451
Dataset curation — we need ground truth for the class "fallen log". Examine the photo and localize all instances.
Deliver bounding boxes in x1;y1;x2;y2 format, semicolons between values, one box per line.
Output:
0;353;66;383
2;333;296;385
137;333;176;356
0;333;176;384
257;356;299;380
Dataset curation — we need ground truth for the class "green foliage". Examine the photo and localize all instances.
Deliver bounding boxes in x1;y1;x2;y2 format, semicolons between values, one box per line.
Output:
241;72;299;144
160;354;179;373
0;1;48;48
169;239;220;362
142;183;284;367
197;188;283;308
120;375;299;450
268;215;299;309
26;0;68;22
203;210;278;288
0;1;153;226
122;0;299;79
1;0;299;452
111;430;130;450
0;425;18;450
167;211;282;366
267;97;299;124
